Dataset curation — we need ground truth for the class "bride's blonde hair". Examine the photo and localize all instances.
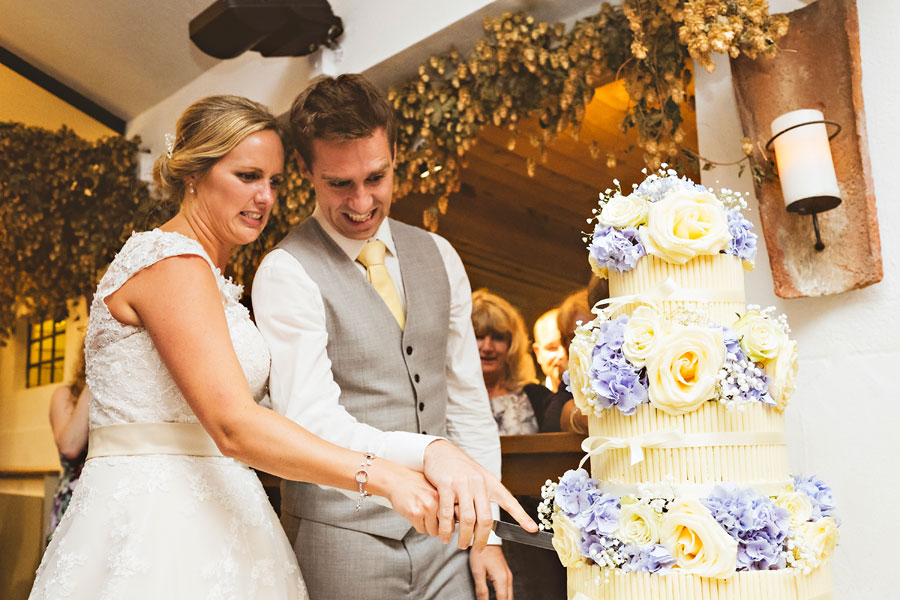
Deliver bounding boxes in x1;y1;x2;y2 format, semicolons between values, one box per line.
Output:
153;95;281;203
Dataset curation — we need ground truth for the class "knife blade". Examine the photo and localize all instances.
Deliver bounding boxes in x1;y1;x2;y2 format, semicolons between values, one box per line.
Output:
492;520;556;550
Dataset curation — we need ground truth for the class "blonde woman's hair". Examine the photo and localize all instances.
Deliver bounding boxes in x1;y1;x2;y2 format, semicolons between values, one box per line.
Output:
153;95;281;202
471;289;537;393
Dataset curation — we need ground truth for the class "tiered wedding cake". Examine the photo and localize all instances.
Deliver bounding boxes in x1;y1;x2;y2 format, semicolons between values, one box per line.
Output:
541;168;837;600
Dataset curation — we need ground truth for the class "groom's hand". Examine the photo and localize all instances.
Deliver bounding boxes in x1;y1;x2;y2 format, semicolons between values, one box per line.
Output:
373;461;441;536
423;439;537;548
469;545;513;600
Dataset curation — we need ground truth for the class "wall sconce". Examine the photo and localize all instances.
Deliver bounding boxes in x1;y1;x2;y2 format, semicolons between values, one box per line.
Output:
766;109;842;251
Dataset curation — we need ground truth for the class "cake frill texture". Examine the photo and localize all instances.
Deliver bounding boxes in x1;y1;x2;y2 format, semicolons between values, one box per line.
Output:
541;168;837;600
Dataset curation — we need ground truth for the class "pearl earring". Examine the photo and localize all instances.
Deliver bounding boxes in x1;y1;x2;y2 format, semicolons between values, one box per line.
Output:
188;182;195;195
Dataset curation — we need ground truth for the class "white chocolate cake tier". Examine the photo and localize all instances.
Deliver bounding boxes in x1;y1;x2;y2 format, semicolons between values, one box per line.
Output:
587;403;790;497
567;563;832;600
608;254;746;327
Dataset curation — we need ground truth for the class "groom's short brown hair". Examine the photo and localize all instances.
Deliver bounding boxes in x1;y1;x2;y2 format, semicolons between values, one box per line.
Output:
289;73;397;169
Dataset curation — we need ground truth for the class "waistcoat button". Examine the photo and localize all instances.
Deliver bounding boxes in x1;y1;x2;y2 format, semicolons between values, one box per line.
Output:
418;402;425;411
406;345;413;355
414;374;420;383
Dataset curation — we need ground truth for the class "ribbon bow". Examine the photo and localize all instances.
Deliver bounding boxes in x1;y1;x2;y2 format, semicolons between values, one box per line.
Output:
579;430;686;469
590;277;677;320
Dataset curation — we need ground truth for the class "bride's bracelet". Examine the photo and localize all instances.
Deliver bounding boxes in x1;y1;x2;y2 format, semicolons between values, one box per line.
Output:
355;452;376;511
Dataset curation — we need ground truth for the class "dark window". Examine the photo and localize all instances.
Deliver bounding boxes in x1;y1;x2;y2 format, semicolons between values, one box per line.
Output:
26;318;66;388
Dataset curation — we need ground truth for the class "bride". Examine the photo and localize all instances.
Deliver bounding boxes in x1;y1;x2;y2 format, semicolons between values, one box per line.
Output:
28;95;447;599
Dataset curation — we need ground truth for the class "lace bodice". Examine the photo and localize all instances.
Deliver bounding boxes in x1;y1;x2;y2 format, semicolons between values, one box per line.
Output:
85;229;270;428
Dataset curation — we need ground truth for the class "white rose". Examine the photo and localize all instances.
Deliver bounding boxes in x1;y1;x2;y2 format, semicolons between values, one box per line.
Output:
775;492;813;529
617;500;662;546
660;499;737;579
733;311;784;363
638;190;731;264
552;514;588;568
622;306;664;368
598;193;649;229
568;328;598;416
645;325;725;415
765;337;798;411
794;517;838;568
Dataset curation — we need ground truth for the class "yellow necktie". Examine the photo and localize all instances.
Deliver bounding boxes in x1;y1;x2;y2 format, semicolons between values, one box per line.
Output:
357;240;405;329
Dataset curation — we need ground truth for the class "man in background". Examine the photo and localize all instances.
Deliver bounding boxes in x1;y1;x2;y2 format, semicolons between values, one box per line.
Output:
531;308;565;393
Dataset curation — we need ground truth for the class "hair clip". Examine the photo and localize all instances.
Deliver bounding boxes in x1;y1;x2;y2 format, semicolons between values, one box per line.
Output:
164;133;176;159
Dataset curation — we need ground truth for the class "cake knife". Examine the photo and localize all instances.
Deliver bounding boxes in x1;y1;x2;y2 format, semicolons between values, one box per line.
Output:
491;520;555;550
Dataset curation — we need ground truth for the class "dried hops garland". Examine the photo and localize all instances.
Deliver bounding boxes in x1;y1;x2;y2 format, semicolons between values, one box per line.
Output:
388;1;788;229
0;122;151;341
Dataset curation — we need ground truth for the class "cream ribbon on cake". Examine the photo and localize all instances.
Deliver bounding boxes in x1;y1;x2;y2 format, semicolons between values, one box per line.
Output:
592;277;743;318
591;277;677;316
578;430;786;468
595;479;794;499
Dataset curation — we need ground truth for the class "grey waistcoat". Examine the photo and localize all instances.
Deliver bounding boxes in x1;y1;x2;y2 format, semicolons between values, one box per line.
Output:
276;217;450;540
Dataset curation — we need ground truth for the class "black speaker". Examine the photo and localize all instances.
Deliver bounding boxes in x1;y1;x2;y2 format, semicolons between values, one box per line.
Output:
189;0;343;59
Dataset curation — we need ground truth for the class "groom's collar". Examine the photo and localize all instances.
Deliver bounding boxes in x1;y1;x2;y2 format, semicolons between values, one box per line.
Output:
311;206;398;262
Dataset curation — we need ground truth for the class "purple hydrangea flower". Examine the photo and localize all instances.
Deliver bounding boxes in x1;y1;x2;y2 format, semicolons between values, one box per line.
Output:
793;475;836;519
621;544;677;573
588;317;649;415
555;469;597;518
725;208;758;262
579;531;623;566
589;226;645;273
582;492;620;535
702;485;790;571
722;326;743;356
556;469;621;533
634;174;708;203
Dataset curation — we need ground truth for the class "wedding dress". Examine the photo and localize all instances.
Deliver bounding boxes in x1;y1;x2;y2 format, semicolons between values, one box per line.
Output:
30;230;308;599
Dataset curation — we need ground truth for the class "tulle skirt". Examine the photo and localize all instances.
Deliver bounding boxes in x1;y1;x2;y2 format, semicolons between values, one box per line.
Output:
30;454;308;599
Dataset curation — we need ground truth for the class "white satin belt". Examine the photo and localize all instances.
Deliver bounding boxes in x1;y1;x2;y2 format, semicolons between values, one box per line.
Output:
86;422;224;459
579;430;786;469
591;278;742;316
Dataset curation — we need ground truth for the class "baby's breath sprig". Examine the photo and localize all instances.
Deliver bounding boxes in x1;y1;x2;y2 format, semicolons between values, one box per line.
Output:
537;479;558;531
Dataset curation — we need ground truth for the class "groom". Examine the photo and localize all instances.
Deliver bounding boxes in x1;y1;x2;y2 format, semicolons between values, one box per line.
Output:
252;74;527;599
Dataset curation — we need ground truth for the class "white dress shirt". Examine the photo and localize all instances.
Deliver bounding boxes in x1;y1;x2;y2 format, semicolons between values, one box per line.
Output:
252;208;502;486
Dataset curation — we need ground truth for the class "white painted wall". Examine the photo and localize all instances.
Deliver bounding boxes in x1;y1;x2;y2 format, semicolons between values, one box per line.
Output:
695;1;899;597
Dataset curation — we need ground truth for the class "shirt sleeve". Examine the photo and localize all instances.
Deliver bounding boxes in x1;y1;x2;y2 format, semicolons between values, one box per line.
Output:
251;248;438;470
430;234;504;542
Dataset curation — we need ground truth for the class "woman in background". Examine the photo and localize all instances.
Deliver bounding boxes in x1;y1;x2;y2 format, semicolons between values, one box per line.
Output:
471;289;566;600
46;356;90;542
471;289;552;435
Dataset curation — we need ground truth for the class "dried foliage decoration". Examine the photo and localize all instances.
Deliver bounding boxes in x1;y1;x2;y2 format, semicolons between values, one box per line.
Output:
0;123;151;341
386;1;788;229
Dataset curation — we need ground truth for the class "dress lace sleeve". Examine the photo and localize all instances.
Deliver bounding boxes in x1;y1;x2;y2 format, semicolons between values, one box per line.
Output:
93;230;216;303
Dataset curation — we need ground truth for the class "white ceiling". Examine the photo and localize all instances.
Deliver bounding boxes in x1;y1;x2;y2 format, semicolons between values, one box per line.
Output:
0;0;221;121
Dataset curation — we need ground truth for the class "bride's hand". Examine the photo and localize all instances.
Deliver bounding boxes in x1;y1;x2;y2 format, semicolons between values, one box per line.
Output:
368;460;440;536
